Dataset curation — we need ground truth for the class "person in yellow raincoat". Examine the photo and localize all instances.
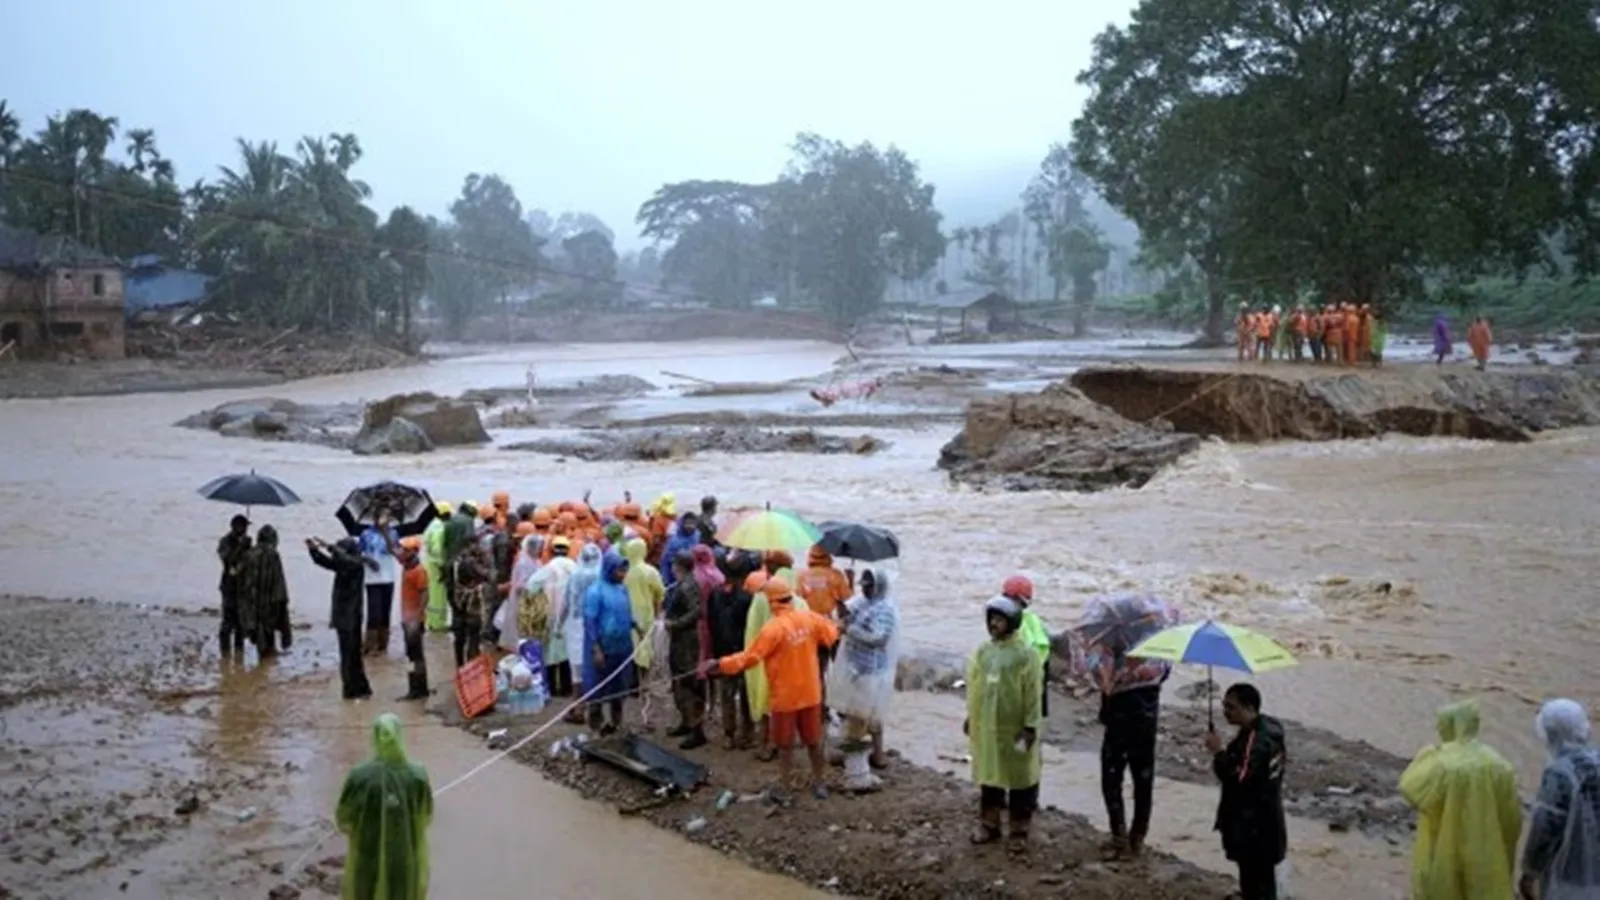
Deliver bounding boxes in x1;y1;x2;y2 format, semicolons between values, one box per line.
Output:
621;538;665;721
421;502;451;633
964;596;1043;851
744;566;806;761
1398;698;1521;900
336;713;432;900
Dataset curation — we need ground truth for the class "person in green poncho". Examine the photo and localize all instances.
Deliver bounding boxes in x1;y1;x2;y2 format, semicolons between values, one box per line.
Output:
964;596;1044;852
422;503;451;633
336;713;433;900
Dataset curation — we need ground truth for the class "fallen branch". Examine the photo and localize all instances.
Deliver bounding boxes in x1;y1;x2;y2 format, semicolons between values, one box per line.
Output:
660;369;717;386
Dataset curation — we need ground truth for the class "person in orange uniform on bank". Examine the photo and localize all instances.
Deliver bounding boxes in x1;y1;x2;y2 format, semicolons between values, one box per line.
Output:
701;579;840;799
1322;303;1343;365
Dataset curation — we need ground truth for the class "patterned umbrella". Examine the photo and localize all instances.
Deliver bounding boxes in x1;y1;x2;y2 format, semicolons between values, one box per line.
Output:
335;481;439;538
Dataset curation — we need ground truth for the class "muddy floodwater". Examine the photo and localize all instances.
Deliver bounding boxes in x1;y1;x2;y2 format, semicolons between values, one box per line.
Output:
1;336;1597;899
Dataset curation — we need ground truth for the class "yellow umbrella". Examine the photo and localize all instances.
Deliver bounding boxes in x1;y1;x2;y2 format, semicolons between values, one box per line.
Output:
1129;618;1297;728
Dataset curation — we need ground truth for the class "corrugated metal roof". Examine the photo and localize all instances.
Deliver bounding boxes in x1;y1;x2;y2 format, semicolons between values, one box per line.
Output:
0;224;117;270
124;268;213;311
916;287;1009;310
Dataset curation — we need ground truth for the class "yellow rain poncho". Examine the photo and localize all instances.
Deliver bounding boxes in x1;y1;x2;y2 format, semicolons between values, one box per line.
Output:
966;633;1043;790
622;538;664;669
743;568;806;720
1398;699;1521;900
421;516;449;632
336;714;432;900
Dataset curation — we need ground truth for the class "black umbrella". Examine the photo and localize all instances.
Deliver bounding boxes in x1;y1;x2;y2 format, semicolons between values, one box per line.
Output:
815;521;900;562
336;481;438;538
198;470;301;512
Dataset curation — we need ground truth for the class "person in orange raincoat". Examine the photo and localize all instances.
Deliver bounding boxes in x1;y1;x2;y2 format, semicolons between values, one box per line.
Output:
1467;316;1493;371
702;579;839;798
1235;305;1254;362
1322;303;1343;364
1341;303;1361;366
1307;307;1325;363
1356;304;1374;364
1288;307;1308;362
797;545;854;711
1255;307;1277;362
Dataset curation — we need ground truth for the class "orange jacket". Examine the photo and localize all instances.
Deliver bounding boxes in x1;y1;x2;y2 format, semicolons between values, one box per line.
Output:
718;602;840;713
1323;310;1344;337
399;562;430;625
1255;313;1276;339
797;566;851;618
796;547;852;617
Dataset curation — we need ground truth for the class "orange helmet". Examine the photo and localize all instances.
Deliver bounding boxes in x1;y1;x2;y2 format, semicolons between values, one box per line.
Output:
1001;575;1033;601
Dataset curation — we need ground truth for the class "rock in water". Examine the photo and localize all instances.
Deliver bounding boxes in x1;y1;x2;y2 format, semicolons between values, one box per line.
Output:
937;383;1201;492
174;397;359;448
356;392;490;451
351;417;434;456
1070;366;1600;442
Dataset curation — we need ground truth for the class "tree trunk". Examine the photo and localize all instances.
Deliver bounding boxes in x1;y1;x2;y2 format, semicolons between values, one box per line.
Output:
1198;278;1228;347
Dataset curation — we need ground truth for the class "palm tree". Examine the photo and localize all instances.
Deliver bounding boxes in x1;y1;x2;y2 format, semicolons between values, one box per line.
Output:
126;128;156;173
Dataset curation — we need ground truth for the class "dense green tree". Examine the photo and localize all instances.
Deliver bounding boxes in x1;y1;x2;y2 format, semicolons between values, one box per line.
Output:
773;133;945;324
1071;0;1599;344
448;173;543;330
378;206;431;343
637;179;774;307
559;229;622;308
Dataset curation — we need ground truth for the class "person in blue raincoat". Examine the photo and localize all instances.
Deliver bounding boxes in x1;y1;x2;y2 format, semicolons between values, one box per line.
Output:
659;513;701;590
336;713;432;900
583;549;637;734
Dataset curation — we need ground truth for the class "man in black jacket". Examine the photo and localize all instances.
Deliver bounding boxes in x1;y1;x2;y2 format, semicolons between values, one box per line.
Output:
308;536;372;700
1207;682;1287;900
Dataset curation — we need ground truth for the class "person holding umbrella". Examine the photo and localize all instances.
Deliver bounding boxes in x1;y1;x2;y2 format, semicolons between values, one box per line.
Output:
307;536;373;701
216;514;253;656
1207;683;1288;900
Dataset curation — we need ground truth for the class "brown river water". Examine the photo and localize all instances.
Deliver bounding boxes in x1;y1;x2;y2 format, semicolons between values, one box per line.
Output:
1;337;1596;899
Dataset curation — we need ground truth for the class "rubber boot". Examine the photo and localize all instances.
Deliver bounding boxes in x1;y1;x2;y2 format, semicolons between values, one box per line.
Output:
678;727;708;750
843;748;882;793
397;671;430;702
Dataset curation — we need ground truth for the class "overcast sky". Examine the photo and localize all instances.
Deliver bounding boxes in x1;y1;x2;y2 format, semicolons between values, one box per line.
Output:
4;0;1134;247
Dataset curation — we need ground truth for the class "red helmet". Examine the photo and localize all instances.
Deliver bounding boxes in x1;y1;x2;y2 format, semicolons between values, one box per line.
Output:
1001;575;1033;601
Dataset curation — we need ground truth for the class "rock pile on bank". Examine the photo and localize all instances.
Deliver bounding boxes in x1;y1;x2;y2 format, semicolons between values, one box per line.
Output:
174;398;360;448
937;383;1202;492
352;391;491;456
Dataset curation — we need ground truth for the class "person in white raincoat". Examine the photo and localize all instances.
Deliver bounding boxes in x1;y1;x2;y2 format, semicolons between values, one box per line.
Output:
828;566;900;792
530;536;576;697
560;544;603;718
498;535;542;653
1522;698;1600;900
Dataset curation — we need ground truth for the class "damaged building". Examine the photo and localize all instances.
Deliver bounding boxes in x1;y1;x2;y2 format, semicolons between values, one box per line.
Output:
0;224;127;360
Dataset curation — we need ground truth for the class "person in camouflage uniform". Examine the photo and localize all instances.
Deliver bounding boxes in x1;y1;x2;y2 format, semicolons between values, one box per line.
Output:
238;524;292;658
450;543;492;669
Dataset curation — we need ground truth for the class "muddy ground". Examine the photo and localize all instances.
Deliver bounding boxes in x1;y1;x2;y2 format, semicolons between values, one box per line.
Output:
503;427;888;461
422;698;1237;900
0;326;417;401
0;596;328;900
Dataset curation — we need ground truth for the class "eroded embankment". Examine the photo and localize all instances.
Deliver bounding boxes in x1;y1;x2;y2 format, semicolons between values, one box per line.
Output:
1070;365;1600;443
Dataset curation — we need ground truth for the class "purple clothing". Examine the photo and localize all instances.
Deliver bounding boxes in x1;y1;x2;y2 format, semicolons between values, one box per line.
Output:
1432;316;1453;356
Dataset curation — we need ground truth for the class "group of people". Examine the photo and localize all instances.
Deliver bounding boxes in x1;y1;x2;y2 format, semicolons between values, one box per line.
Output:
395;490;906;797
224;491;1600;900
1399;696;1600;900
1235;302;1388;365
1433;313;1497;369
966;586;1292;900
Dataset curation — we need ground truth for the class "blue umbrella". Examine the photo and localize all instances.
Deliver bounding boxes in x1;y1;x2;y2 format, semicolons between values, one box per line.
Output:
197;470;301;513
